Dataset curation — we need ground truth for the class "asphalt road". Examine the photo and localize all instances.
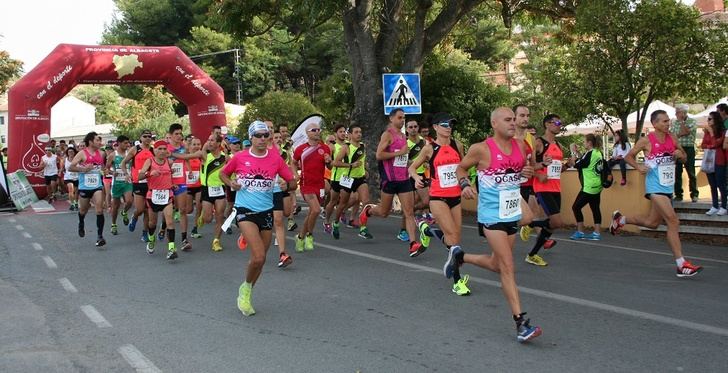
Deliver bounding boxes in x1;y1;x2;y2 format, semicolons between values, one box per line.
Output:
1;208;727;372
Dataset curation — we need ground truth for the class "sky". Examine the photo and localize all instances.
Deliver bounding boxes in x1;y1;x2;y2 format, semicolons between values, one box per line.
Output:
0;0;699;73
0;0;117;73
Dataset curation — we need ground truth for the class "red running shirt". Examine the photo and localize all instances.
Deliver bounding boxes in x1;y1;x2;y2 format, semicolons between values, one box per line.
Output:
293;142;330;195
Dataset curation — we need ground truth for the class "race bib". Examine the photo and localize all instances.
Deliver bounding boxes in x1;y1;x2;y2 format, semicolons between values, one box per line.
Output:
499;189;521;219
547;163;562;180
658;164;675;186
84;173;100;188
151;189;169;205
437;164;458;188
393;152;408;168
339;175;354;189
186;171;200;184
114;171;127;180
320;188;326;198
208;185;225;197
171;163;184;178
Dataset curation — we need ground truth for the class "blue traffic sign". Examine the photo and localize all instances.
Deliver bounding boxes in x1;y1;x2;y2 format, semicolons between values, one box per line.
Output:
382;73;421;115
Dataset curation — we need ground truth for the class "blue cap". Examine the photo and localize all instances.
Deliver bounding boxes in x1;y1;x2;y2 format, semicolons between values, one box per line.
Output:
248;120;269;138
242;139;252;148
227;136;241;144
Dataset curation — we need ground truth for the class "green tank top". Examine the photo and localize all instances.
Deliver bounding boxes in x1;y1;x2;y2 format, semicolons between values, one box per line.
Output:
112;151;130;184
331;142;346;181
582;149;603;194
201;152;226;187
347;144;366;178
408;137;426;174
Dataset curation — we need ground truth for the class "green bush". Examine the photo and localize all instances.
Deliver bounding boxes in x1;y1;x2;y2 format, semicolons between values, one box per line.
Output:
238;91;320;137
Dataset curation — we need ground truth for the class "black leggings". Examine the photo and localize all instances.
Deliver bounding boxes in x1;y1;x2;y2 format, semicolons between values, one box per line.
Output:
571;191;602;224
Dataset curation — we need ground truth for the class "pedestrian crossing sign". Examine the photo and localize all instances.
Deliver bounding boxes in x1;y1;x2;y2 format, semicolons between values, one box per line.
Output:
382;73;421;115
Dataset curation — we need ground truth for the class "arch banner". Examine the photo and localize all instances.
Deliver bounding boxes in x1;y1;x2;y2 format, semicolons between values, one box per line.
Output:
7;44;226;197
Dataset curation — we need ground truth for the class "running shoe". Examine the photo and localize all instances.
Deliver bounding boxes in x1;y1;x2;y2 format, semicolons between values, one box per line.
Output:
586;232;601;241
197;215;204;229
569;231;584;240
237;283;255;316
323;222;333;235
304;235;314;251
339;216;349;226
396;230;409;242
293;205;302;215
359;204;373;227
320;210;326;220
190;227;202;239
718;208;728;216
358;227;373;239
158;230;166;241
544;239;557;250
78;221;85;238
278;252;293;268
443;245;464;278
519;225;532;242
121;210;129;226
129;216;137;232
287;218;298;231
95;237;106;247
452;274;471;296
676;261;703;278
69;204;75;211
274;237;278;246
409;241;426;258
181;239;192;252
226;227;233;235
212;238;223;252
111;224;118;235
609;210;624;235
525;254;548;266
238;235;247;251
146;235;155;254
516;317;542;343
332;222;340;239
174;210;180;222
426;213;436;225
166;244;178;260
415;214;424;226
706;207;719;216
141;231;149;243
295;235;305;252
418;221;431;249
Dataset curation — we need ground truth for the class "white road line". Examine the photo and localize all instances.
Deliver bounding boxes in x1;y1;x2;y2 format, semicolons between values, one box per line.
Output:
15;224;24;230
301;237;728;338
58;278;78;293
41;256;57;269
32;243;43;251
22;232;32;238
118;344;161;373
8;217;16;223
80;305;112;328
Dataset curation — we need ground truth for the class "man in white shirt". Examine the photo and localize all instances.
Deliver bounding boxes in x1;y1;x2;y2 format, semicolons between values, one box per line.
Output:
42;146;59;202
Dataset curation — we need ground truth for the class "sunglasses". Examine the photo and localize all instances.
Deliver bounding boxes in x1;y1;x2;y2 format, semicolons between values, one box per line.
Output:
436;122;453;128
252;132;270;139
141;135;152;138
328;140;336;144
308;128;321;132
407;125;419;129
550;120;562;126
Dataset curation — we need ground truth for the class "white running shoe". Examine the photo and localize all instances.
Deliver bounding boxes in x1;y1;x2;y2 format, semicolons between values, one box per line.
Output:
706;207;719;216
717;208;728;216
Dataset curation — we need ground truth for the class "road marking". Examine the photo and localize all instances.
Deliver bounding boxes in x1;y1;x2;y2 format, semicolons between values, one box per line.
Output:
118;344;161;373
15;224;24;230
58;278;78;293
8;217;16;223
32;243;43;251
301;237;728;338
41;256;57;269
80;305;112;328
22;232;32;238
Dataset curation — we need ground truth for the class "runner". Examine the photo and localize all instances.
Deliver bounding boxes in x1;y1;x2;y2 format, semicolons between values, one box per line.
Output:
270;130;295;267
166;123;194;251
200;134;228;252
524;114;573;267
68;131;107;247
107;135;133;235
610;110;703;277
323;123;348;235
444;107;542;342
512;104;544;243
42;146;59;203
138;140;178;260
63;147;79;211
409;113;470;295
331;124;369;239
121;130;154;242
219;121;296;316
103;144;115;211
359;108;425;257
186;136;204;239
398;120;430;241
292;120;331;252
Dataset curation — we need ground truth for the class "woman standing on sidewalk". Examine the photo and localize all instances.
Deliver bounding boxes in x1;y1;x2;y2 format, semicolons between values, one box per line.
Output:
570;134;604;240
700;111;726;215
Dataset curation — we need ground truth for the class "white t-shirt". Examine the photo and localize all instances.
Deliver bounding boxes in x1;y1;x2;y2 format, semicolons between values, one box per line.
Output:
612;142;631;159
42;154;58;176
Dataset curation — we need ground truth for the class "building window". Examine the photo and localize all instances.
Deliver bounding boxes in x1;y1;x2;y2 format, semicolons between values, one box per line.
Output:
1;135;5;144
0;116;5;125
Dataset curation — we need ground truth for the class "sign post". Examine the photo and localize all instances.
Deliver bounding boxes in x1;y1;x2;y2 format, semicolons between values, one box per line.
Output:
382;73;422;115
7;171;39;211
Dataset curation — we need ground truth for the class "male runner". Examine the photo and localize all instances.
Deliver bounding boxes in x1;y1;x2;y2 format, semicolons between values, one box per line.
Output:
138;140;178;260
121;130;154;242
331;124;370;239
399;120;430;241
166;123;194;251
359;108;425;257
445;107;542;343
107;135;133;235
69;131;107;247
199;134;228;252
610;110;703;277
220;121;296;316
271;130;295;267
186;137;204;239
292;121;331;251
512;104;543;243
323;123;348;234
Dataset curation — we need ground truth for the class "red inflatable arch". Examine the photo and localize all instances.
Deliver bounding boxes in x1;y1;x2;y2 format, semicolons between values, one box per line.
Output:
7;44;226;198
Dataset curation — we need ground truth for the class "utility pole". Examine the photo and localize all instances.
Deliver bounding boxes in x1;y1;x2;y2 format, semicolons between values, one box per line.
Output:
189;48;243;105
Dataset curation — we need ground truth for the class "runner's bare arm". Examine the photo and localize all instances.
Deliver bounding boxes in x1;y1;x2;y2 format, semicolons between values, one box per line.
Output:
517;140;535;179
408;144;432;188
375;131;406;160
331;144;350;168
119;146;137;171
625;137;649;174
219;169;239;191
457;143;486;199
68;152;87;173
138;159;153;180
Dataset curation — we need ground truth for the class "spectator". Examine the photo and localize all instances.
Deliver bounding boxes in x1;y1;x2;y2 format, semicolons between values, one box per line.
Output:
608;130;631;186
717;103;728;128
700;111;727;215
42;146;59;202
569;134;604;241
671;104;698;202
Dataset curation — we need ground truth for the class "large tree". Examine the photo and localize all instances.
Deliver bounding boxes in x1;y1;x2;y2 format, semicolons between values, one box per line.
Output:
0;50;22;95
